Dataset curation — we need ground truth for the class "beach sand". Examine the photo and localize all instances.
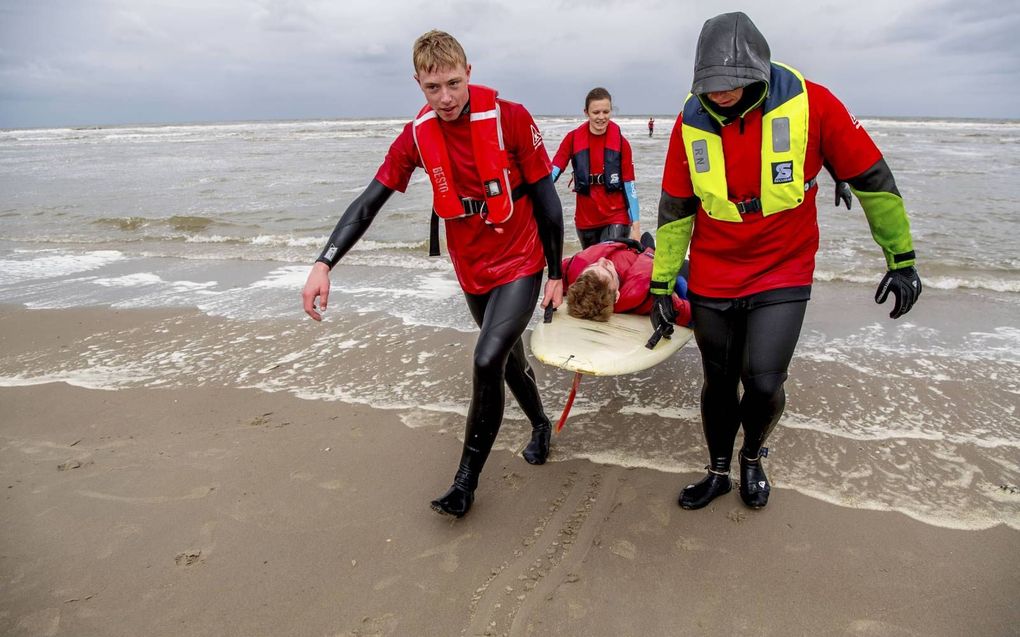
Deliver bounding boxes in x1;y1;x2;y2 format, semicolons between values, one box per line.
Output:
1;306;1018;637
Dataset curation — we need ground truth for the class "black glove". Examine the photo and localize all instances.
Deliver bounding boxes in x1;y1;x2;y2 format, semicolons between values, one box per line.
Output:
650;294;677;339
875;266;922;319
835;182;852;209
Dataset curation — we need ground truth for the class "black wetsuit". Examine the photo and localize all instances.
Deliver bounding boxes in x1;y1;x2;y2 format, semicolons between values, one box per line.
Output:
317;177;564;515
576;223;631;249
461;270;546;474
688;287;809;472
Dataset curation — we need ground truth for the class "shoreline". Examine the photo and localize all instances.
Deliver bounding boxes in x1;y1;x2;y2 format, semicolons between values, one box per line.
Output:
1;302;1018;534
2;380;1017;636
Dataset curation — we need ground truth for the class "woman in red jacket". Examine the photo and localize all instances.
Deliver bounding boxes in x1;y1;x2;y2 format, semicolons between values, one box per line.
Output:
552;88;641;248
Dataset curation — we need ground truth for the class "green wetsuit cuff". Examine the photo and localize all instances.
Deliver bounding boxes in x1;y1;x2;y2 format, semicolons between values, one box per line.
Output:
650;216;694;294
853;188;916;269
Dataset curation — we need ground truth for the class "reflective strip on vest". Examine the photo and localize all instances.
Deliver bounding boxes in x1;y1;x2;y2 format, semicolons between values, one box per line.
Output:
681;63;809;223
412;85;514;223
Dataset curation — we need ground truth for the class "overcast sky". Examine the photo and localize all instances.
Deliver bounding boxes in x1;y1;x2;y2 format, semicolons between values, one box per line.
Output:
1;0;1018;129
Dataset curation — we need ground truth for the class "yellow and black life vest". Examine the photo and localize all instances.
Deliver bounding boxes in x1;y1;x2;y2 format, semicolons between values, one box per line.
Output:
681;63;810;222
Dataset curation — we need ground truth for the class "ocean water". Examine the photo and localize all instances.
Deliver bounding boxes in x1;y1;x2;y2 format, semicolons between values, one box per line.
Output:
1;116;1018;530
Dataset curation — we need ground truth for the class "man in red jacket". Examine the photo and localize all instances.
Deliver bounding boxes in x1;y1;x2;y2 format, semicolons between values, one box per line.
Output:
301;30;564;518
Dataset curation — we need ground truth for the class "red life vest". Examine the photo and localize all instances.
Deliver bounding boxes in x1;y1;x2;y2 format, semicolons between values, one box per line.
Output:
570;120;623;195
411;85;514;223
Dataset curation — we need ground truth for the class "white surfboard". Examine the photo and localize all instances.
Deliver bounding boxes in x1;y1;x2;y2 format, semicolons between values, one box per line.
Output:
530;303;693;376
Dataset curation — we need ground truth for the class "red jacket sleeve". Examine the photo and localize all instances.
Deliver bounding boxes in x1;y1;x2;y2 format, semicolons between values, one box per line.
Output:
811;82;882;180
552;130;574;172
622;137;635;182
661;115;695;198
373;121;419;193
614;249;653;313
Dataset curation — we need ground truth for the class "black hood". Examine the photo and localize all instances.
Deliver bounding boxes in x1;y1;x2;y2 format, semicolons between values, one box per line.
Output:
691;12;771;96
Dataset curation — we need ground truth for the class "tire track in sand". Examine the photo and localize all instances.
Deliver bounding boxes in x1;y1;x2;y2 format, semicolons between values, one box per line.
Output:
464;466;622;637
509;467;626;636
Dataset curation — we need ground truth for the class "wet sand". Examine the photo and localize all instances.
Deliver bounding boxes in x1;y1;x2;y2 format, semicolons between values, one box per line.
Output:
1;307;1018;636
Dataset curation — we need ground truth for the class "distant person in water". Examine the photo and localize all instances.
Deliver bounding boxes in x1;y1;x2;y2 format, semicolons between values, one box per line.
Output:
301;30;564;519
551;87;641;248
648;117;655;137
651;11;922;512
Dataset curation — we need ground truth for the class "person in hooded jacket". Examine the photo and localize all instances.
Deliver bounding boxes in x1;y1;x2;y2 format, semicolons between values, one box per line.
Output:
650;12;922;510
551;87;642;248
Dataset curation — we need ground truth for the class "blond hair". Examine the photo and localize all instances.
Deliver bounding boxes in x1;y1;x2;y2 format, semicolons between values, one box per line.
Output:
412;30;468;74
566;272;615;322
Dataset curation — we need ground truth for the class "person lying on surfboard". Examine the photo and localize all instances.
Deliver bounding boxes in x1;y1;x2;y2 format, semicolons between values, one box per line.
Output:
561;237;693;326
530;236;694;432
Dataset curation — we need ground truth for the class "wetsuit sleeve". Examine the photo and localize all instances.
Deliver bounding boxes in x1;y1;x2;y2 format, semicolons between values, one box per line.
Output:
815;84;915;270
316;179;395;268
551;131;573;174
529;176;564;279
651;117;700;295
847;159;915;269
624;182;640;222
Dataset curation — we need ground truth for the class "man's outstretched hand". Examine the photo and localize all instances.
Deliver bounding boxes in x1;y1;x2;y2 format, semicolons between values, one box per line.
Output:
302;262;332;321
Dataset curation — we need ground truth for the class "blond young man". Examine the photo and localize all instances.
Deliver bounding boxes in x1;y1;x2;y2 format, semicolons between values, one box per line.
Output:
302;31;564;518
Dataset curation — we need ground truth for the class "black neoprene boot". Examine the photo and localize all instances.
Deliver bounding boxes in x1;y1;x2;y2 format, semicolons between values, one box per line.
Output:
739;448;771;509
431;460;478;518
679;458;732;509
522;420;551;465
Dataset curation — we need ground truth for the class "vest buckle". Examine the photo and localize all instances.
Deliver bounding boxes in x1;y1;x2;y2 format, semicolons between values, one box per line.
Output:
588;173;605;186
735;198;762;214
460;198;487;216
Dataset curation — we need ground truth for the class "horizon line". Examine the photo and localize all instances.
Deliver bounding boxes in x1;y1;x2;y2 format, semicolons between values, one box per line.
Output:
3;113;1020;132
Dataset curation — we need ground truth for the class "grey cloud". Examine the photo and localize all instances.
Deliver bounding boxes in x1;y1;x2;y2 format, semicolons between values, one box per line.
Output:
1;0;1017;128
881;0;1020;60
254;0;317;33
